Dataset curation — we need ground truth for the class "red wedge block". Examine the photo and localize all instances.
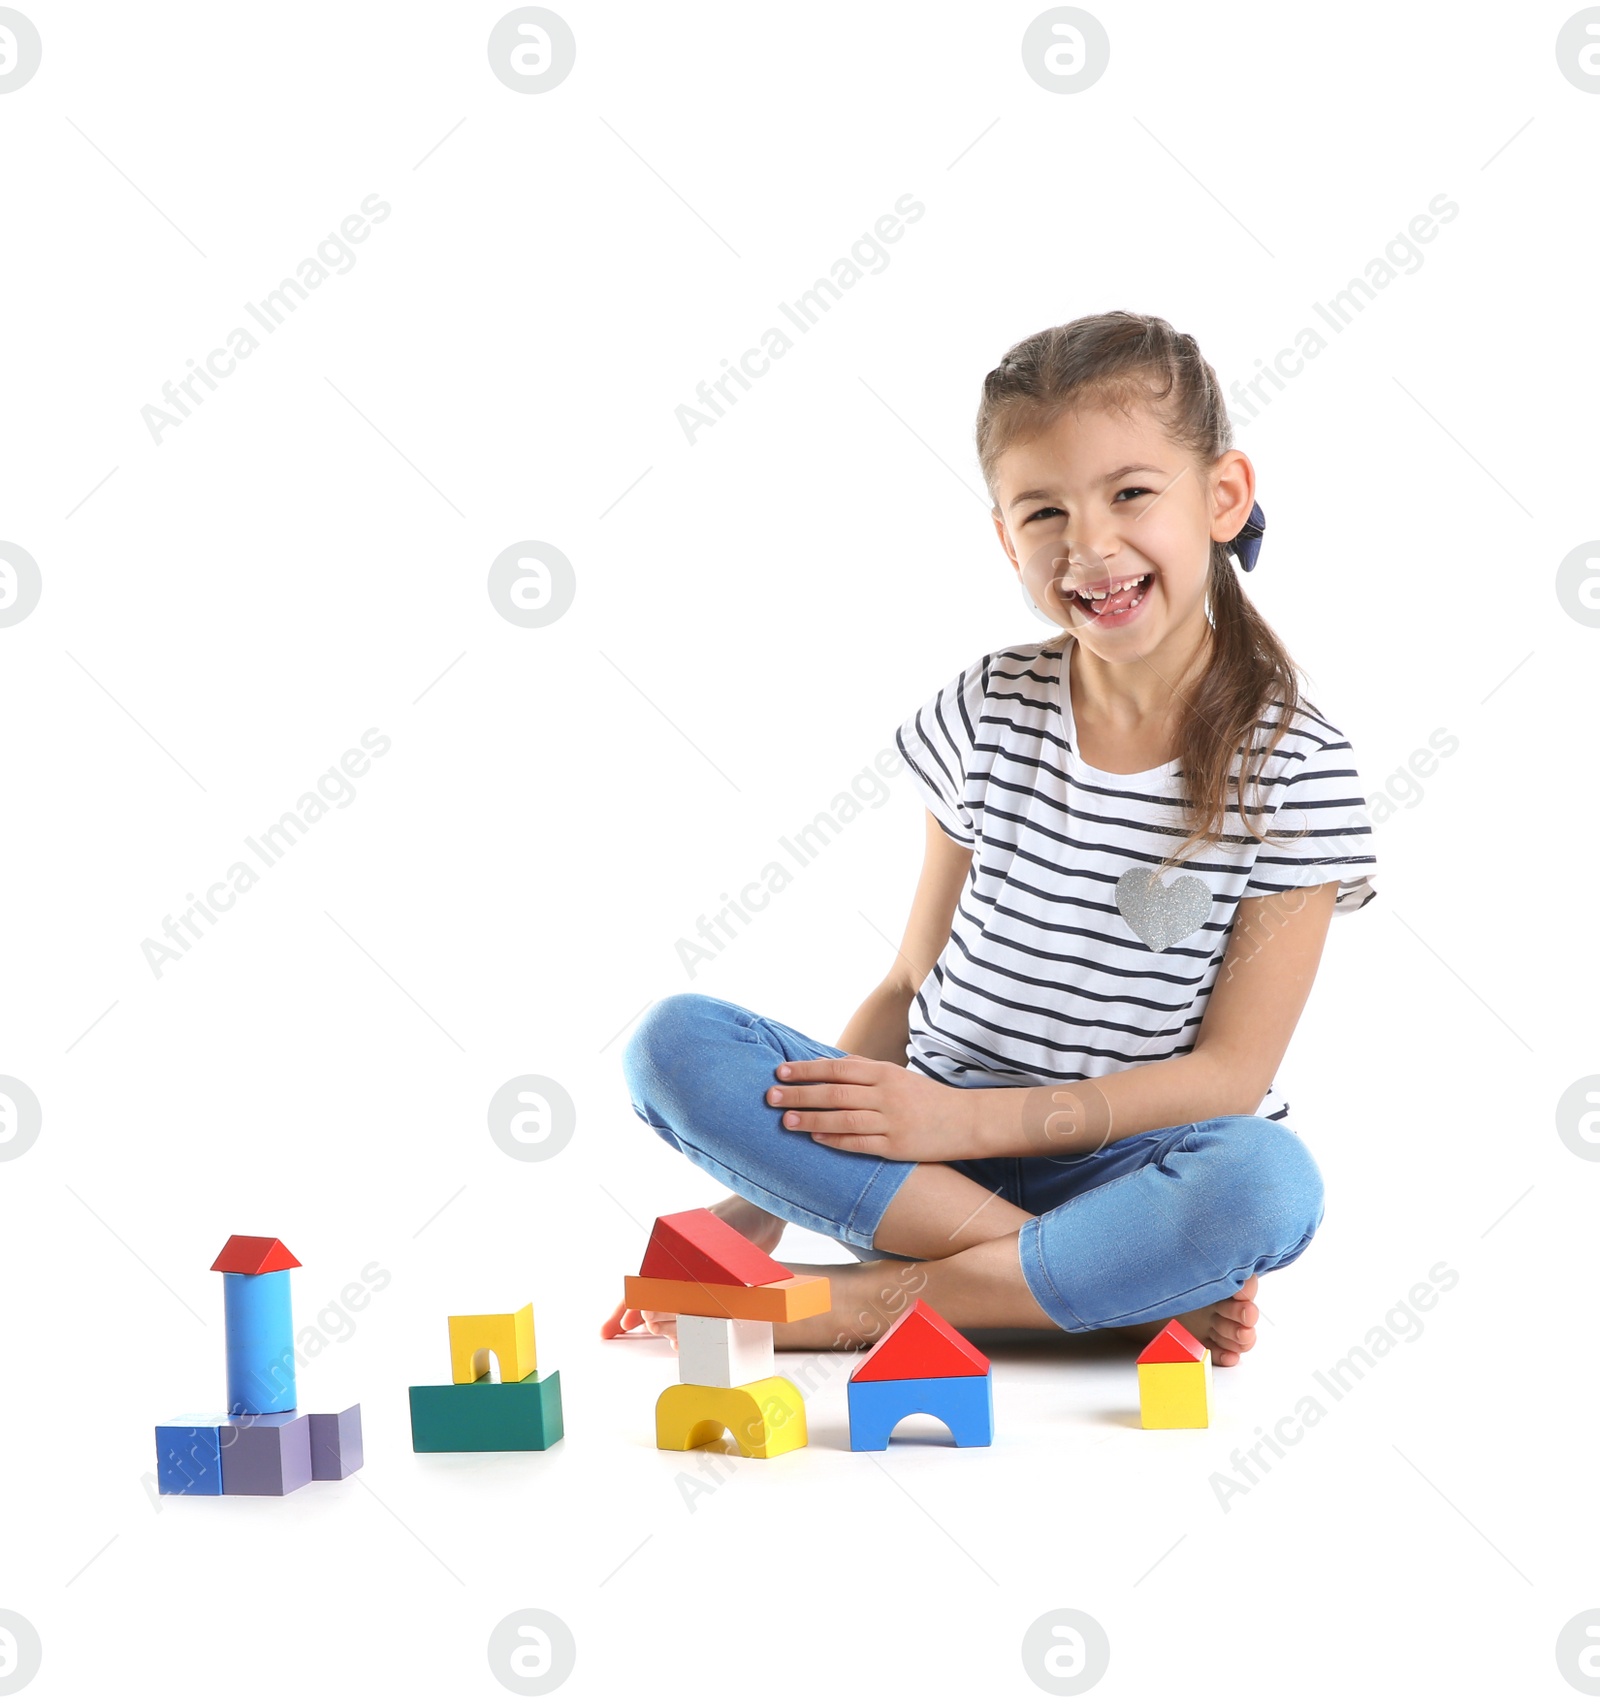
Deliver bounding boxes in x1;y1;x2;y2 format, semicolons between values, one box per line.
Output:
850;1298;990;1382
639;1208;792;1288
1135;1319;1207;1364
211;1235;301;1275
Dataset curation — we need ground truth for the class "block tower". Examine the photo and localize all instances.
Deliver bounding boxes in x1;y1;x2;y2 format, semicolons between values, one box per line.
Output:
218;1233;298;1414
847;1298;993;1450
409;1303;564;1451
1136;1318;1211;1428
153;1235;363;1495
625;1209;829;1459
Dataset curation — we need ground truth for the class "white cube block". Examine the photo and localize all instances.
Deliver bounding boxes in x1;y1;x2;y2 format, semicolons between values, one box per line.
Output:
677;1313;775;1387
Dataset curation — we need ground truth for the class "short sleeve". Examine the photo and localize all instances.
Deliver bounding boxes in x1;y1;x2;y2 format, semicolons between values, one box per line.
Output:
894;655;989;848
1244;731;1378;915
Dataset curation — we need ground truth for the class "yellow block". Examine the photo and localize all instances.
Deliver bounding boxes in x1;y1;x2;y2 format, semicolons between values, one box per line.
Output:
448;1304;537;1384
655;1376;808;1458
1137;1357;1211;1428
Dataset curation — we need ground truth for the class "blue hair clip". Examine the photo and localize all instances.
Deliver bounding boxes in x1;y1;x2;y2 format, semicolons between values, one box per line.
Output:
1229;500;1265;571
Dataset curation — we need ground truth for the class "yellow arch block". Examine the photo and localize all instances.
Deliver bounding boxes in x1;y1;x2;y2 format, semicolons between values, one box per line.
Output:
655;1376;808;1458
449;1304;537;1385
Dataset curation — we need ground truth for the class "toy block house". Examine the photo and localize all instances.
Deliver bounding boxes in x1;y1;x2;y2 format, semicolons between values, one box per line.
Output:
153;1236;363;1496
846;1298;993;1450
214;1235;299;1415
409;1303;563;1452
1136;1319;1211;1429
626;1209;828;1459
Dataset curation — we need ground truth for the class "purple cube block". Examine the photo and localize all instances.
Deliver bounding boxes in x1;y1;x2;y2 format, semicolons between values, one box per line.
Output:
309;1405;363;1480
220;1411;312;1495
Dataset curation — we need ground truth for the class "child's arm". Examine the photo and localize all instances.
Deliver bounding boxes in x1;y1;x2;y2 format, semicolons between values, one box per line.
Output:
835;811;971;1064
978;880;1341;1158
770;880;1340;1162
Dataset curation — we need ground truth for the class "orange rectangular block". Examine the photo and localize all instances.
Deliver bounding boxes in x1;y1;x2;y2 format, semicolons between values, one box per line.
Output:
623;1273;830;1323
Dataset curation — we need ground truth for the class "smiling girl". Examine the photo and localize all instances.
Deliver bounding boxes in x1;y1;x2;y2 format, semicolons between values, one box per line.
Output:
603;311;1377;1368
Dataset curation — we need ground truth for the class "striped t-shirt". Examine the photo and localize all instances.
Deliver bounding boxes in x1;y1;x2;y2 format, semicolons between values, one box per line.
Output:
893;635;1378;1123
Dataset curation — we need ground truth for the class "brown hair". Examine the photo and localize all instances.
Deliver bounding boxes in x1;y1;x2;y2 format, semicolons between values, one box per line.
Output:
976;310;1303;872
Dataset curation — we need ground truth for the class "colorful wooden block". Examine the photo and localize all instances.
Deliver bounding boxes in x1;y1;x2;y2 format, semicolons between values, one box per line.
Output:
220;1411;313;1494
846;1374;993;1450
409;1370;563;1452
211;1235;301;1276
221;1270;297;1415
639;1208;792;1288
676;1313;775;1388
157;1236;361;1497
623;1272;830;1323
309;1405;364;1479
655;1376;807;1458
1136;1361;1211;1428
1136;1319;1211;1428
849;1299;990;1382
1137;1362;1210;1426
449;1304;537;1384
154;1414;232;1495
1136;1319;1208;1363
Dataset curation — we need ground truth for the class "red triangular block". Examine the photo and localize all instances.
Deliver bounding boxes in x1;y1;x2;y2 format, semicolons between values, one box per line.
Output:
211;1235;301;1275
850;1299;990;1382
1135;1319;1207;1364
638;1209;792;1288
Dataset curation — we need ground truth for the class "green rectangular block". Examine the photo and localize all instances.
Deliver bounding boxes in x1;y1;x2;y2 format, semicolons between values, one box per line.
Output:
409;1369;563;1452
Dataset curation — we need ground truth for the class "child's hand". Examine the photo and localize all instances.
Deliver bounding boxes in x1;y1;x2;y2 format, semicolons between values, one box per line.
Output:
599;1301;678;1347
766;1055;982;1162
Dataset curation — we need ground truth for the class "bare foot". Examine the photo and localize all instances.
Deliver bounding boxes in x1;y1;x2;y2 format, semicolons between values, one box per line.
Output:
769;1258;921;1353
1119;1276;1260;1368
599;1193;790;1341
708;1192;786;1256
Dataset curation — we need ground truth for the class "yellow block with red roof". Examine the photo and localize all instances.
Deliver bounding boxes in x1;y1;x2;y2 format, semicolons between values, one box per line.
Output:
1136;1318;1211;1428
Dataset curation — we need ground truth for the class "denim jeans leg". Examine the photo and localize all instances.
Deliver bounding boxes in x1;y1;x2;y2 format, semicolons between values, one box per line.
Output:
621;992;920;1252
1015;1116;1326;1331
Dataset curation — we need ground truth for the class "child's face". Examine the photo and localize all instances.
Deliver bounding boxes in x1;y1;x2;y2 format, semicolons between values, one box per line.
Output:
991;401;1251;664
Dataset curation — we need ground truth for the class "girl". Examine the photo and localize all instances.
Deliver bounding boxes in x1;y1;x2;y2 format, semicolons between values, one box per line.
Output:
602;310;1376;1368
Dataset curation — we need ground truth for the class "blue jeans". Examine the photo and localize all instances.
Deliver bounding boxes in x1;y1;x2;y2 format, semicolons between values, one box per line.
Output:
621;993;1325;1333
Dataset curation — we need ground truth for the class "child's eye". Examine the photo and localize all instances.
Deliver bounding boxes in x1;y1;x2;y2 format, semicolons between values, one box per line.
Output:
1026;489;1149;524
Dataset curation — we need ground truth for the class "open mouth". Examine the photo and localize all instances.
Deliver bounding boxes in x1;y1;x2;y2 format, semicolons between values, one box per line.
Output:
1072;572;1151;620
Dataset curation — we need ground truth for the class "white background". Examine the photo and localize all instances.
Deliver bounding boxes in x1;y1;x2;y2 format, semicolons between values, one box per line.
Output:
1;2;1596;1699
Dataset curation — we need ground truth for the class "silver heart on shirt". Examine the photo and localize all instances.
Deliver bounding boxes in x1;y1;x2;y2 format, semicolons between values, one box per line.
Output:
1115;866;1212;951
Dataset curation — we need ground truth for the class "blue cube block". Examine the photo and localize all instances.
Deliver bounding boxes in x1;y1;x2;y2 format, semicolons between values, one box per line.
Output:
846;1373;994;1451
155;1414;235;1494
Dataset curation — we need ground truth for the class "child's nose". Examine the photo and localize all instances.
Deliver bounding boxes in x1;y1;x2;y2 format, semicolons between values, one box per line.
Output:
1065;543;1110;575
